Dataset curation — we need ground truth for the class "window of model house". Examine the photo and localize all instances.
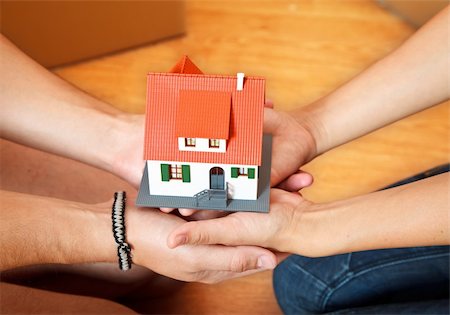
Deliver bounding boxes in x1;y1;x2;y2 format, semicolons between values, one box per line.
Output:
238;167;247;176
231;167;256;179
170;164;183;179
161;164;191;182
209;139;220;148
185;138;196;147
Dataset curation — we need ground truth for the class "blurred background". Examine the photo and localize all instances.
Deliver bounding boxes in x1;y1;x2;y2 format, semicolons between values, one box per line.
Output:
1;1;448;314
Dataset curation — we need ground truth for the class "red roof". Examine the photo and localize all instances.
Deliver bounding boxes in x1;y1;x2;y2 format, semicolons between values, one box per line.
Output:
170;55;203;74
144;58;265;166
176;90;231;140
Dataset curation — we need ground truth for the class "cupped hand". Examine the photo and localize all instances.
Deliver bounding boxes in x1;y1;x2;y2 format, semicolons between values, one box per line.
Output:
166;189;322;256
126;205;278;284
263;103;316;188
161;103;317;217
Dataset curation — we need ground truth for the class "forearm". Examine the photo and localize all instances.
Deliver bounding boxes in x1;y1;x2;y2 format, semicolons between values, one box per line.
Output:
0;35;133;174
294;6;449;155
297;173;450;256
0;190;115;271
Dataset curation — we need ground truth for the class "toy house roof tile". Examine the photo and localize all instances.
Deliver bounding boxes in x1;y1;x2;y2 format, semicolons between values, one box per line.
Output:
144;60;265;166
175;90;231;140
170;55;204;74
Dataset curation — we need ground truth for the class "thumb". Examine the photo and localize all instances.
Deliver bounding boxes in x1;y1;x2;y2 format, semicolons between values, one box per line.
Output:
167;216;244;248
277;170;314;192
263;107;282;135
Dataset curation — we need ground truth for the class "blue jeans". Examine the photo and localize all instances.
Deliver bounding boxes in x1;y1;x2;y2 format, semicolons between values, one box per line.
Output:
273;165;450;314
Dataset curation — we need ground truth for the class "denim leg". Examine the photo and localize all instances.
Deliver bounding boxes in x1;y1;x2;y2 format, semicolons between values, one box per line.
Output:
330;299;449;314
274;165;450;314
273;246;449;314
274;253;351;314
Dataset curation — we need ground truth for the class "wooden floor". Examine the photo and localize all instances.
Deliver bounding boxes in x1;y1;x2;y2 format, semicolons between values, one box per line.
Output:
51;1;449;314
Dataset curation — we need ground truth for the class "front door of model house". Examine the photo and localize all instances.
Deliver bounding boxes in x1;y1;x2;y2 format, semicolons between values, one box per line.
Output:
210;167;224;190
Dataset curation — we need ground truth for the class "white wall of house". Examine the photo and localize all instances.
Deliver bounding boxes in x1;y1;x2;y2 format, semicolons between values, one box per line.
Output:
178;137;226;153
147;160;258;200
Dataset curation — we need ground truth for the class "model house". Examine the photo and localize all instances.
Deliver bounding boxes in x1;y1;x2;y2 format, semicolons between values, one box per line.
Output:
137;56;270;211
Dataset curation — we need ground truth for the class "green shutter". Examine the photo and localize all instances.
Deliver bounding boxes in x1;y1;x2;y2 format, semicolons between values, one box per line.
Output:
161;164;170;181
248;168;255;179
231;167;238;178
182;165;191;182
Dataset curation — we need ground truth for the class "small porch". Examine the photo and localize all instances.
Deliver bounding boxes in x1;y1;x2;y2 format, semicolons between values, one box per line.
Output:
193;184;228;208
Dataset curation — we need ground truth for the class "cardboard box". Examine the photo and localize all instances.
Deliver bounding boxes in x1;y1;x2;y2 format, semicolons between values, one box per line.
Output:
0;1;185;67
378;0;448;27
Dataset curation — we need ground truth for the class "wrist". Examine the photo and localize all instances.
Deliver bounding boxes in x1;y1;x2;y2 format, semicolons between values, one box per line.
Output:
289;200;350;257
123;205;143;267
55;202;116;265
96;113;136;173
279;110;318;163
103;113;144;187
290;100;330;157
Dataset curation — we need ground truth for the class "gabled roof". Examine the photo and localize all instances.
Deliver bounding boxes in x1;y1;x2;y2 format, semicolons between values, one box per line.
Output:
144;57;265;166
170;55;203;74
175;90;231;140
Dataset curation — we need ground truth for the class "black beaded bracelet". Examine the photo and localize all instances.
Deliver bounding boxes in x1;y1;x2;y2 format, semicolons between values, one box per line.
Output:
112;191;132;271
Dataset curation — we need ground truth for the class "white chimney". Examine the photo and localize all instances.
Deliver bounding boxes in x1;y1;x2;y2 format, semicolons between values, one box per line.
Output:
236;73;245;91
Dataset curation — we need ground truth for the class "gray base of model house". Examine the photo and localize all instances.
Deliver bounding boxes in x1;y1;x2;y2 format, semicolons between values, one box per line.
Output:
136;135;272;212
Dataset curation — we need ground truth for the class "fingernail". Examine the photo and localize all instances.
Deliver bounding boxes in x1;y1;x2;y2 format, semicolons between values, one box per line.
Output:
257;255;276;269
174;235;188;247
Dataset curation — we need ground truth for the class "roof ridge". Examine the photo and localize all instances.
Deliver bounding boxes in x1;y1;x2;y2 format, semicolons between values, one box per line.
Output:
147;72;265;80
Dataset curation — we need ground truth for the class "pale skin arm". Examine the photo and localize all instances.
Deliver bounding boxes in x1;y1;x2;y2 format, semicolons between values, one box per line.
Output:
0;34;310;195
167;7;449;254
168;173;449;257
252;6;450;190
175;7;449;218
0;190;277;283
0;34;144;187
296;5;449;155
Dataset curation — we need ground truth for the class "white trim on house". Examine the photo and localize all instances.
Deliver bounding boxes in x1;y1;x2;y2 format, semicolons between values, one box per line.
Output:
177;137;226;153
147;160;258;200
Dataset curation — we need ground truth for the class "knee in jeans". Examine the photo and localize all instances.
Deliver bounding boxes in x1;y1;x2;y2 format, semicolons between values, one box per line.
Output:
273;256;327;314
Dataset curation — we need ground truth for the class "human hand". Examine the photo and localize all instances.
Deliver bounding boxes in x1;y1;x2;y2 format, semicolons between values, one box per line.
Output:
161;103;317;217
263;102;316;188
166;189;328;257
125;205;278;283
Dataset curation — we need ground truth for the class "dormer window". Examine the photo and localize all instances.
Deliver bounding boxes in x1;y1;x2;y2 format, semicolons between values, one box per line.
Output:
209;139;220;148
178;137;226;152
176;90;231;152
185;138;196;147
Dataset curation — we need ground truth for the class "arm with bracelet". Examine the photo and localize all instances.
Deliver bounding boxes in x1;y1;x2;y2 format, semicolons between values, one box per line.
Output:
0;190;277;283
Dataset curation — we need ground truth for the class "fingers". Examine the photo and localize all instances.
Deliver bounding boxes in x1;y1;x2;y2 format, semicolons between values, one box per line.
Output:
195;245;277;274
160;208;204;219
179;208;196;216
160;208;198;217
277;170;313;192
174;208;226;219
274;252;291;263
264;99;274;108
207;268;267;284
168;216;243;248
160;207;229;221
188;210;228;221
160;207;176;213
